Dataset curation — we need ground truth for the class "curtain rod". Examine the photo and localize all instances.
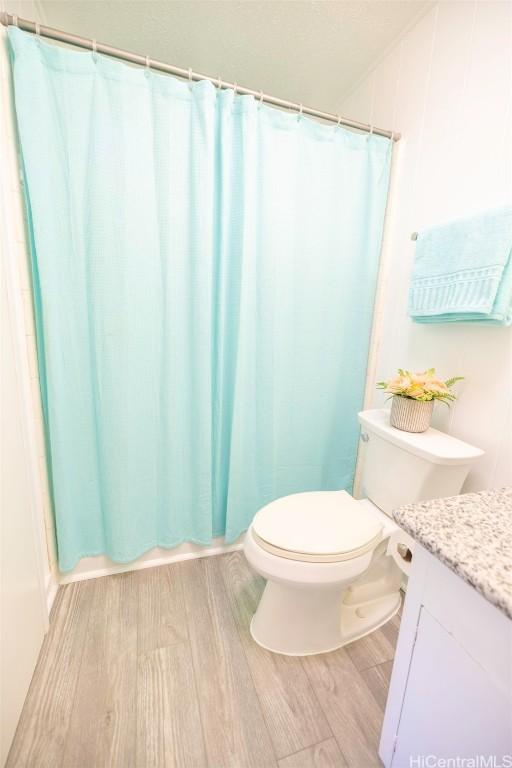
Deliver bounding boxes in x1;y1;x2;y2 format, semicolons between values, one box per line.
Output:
1;12;401;142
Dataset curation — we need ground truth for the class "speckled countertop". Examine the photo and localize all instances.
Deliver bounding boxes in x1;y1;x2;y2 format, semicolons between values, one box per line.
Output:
394;487;512;620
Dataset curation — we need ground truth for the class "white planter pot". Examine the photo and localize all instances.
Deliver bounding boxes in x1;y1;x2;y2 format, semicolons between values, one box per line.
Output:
390;396;434;433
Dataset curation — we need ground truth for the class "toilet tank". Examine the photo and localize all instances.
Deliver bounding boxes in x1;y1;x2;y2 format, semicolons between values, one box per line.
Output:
357;409;484;516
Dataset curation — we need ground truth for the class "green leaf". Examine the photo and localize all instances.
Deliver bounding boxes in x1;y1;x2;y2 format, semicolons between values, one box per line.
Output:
444;376;464;388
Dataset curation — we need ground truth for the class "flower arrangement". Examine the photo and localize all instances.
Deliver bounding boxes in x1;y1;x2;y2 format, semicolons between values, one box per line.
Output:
376;369;463;432
377;368;463;404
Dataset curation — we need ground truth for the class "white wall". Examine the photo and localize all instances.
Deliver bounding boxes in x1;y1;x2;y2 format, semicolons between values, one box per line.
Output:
344;1;512;491
1;234;48;766
0;3;53;760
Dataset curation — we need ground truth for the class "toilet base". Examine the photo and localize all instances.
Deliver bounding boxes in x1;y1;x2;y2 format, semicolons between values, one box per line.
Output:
339;591;401;647
250;580;401;657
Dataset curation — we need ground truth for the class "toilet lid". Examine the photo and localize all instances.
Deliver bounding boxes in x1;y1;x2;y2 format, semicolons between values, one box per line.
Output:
252;490;383;561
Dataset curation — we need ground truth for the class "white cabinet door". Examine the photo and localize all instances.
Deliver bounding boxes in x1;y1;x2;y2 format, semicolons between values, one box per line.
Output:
392;607;512;767
1;260;47;765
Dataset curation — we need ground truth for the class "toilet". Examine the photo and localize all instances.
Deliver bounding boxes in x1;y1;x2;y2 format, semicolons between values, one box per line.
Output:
243;408;484;656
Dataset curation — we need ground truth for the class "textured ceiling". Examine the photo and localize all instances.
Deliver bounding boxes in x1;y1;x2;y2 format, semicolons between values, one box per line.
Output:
32;0;433;114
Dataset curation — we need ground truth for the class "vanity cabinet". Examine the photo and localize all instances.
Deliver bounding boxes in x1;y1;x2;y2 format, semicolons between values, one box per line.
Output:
380;545;512;766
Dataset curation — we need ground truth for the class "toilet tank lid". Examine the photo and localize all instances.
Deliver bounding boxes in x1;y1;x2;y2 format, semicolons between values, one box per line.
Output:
358;409;484;466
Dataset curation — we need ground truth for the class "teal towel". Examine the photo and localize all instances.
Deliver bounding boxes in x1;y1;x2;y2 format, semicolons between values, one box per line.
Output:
409;207;512;325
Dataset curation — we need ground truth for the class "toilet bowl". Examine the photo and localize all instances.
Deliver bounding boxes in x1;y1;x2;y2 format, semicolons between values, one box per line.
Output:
244;491;407;655
243;408;484;656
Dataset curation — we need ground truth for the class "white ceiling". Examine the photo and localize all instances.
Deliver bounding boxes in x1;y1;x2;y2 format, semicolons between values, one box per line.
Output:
29;0;433;114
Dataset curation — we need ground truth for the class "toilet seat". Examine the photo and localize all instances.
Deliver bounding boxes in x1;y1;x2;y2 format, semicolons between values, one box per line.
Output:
252;490;383;563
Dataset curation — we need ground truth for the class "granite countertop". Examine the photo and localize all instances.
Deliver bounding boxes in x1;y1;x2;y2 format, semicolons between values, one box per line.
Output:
393;487;512;620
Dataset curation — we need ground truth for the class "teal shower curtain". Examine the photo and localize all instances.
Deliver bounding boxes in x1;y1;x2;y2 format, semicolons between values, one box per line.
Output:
9;27;392;571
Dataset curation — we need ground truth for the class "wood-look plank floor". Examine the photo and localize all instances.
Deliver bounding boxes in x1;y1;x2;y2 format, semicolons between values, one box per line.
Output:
7;552;401;768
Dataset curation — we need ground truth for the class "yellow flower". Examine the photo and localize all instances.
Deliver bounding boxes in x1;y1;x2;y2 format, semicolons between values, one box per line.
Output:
410;372;427;387
407;386;426;399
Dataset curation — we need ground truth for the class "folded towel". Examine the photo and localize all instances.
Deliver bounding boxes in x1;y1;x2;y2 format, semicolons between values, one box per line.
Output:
409;207;512;325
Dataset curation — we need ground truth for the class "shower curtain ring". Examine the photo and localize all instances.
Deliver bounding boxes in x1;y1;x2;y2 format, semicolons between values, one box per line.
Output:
91;38;97;60
297;103;303;121
35;21;41;36
336;115;342;130
188;67;193;89
258;90;264;109
233;81;238;95
217;75;222;90
12;13;18;27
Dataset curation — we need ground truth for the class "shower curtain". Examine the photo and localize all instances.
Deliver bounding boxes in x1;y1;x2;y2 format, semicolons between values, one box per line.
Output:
8;27;392;571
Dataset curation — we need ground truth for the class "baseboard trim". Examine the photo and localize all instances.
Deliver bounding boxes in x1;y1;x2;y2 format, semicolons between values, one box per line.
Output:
45;574;59;616
58;536;246;584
